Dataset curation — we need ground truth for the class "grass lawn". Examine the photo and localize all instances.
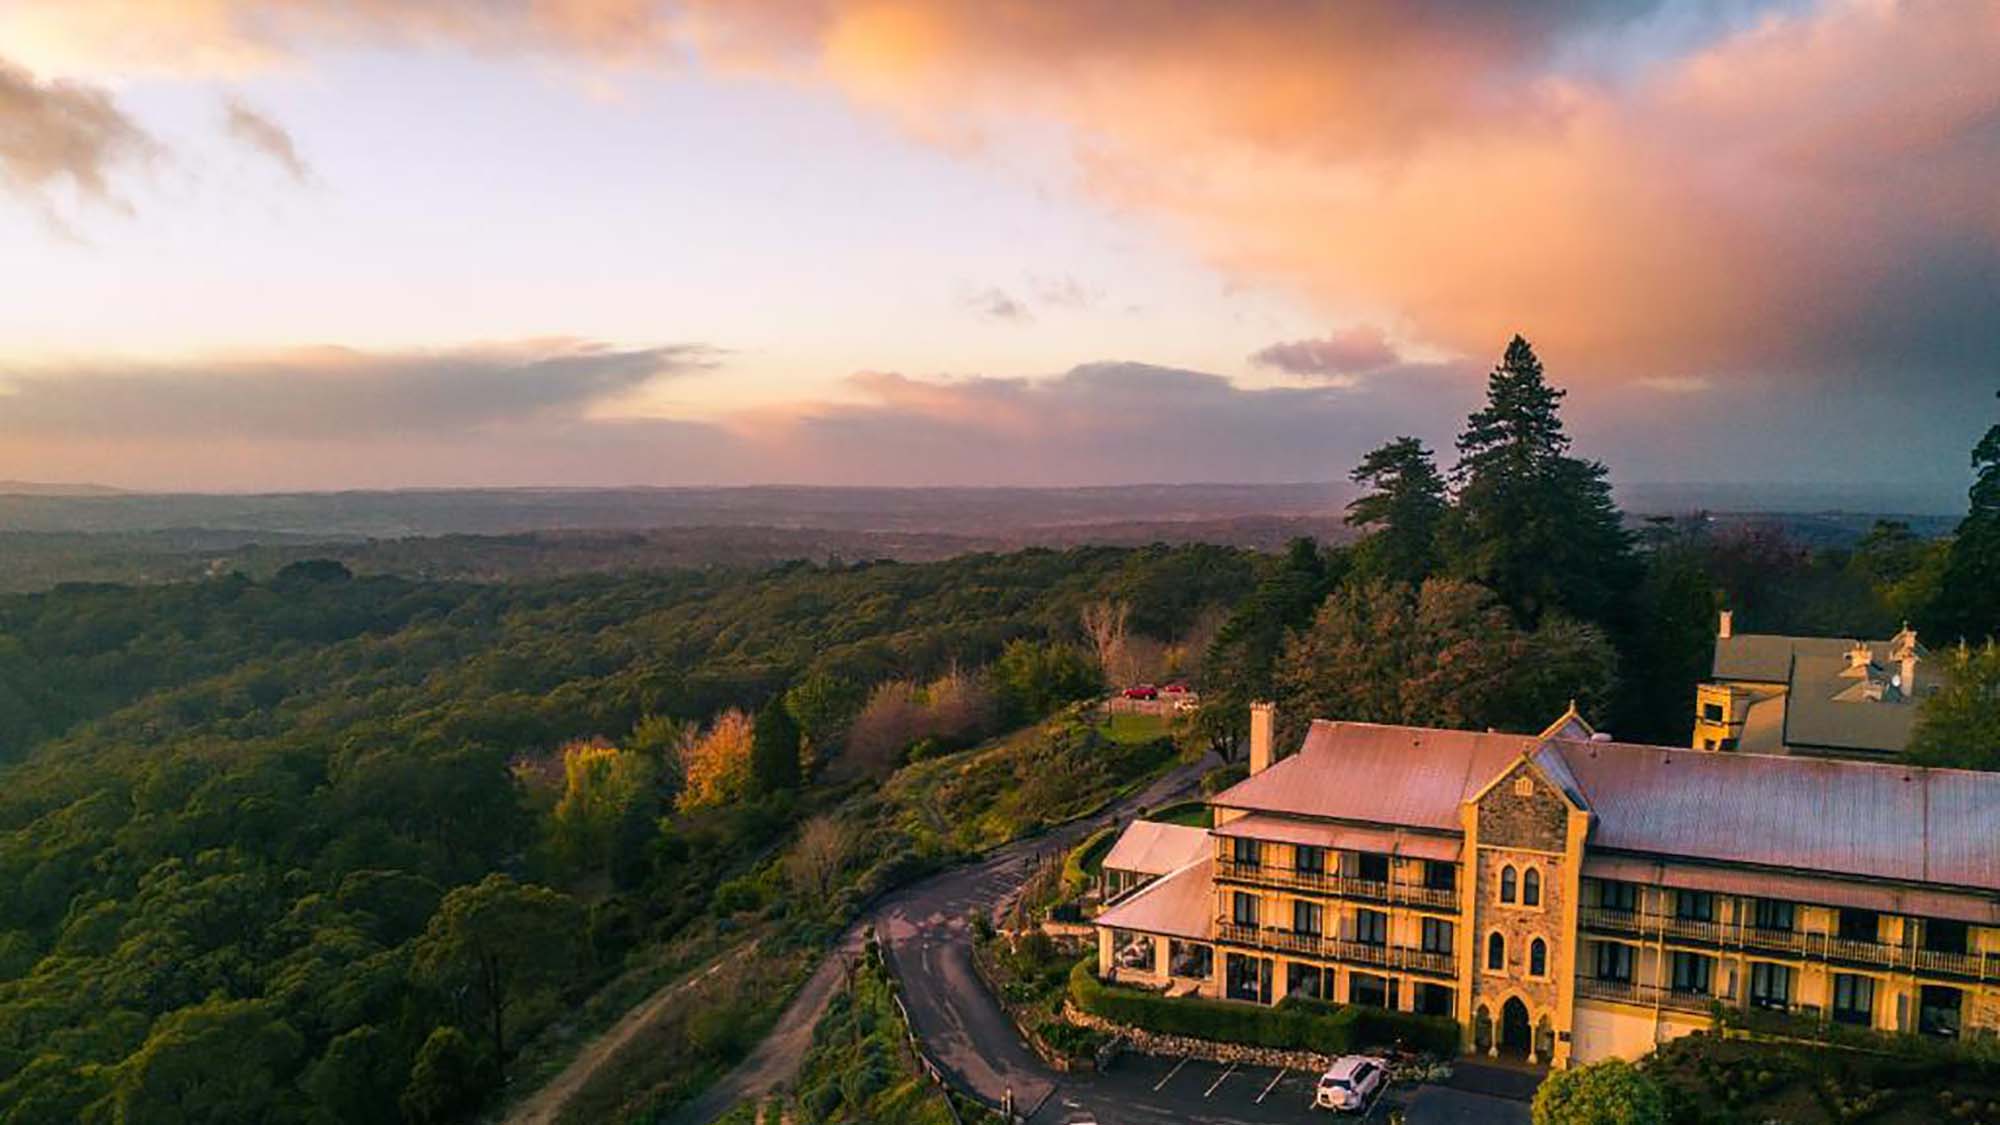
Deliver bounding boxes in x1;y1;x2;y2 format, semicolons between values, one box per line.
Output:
1146;799;1211;829
1101;710;1171;744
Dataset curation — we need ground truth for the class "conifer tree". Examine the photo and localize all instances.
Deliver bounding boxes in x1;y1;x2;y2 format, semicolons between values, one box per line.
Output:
751;695;802;794
1447;335;1635;625
1347;436;1448;584
1929;390;2000;642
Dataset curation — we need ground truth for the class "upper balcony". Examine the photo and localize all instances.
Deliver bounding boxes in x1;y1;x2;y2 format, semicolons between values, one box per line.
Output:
1576;974;1725;1015
1213;921;1457;977
1216;858;1459;912
1579;907;2000;983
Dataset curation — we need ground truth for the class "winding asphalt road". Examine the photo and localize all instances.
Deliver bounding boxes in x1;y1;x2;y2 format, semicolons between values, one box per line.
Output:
669;758;1211;1125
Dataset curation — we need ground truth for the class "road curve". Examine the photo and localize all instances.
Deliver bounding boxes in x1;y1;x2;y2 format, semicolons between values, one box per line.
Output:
671;758;1211;1125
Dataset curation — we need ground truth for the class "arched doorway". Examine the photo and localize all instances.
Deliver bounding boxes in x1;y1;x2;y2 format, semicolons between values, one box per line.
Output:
1499;997;1532;1058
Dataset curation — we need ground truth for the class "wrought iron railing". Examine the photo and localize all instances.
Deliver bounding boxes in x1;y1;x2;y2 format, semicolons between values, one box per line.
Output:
1579;910;1996;983
1215;858;1458;911
1214;921;1456;976
1575;975;1726;1015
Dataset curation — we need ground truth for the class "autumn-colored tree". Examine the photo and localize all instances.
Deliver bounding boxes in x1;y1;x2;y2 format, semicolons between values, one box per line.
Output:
843;680;926;777
1081;599;1133;685
550;738;656;869
675;708;755;811
925;665;996;746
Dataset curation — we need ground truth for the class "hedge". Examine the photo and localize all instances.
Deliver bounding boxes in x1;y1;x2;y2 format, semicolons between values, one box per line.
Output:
1716;1003;2000;1067
1062;825;1118;897
1067;960;1458;1056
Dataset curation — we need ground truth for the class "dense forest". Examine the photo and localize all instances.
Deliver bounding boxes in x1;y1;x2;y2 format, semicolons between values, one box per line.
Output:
0;345;1994;1123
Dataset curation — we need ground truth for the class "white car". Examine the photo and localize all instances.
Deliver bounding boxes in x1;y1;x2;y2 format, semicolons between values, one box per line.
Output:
1314;1054;1389;1112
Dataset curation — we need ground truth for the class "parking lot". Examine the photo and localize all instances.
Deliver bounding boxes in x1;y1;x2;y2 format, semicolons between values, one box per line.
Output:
1034;1053;1533;1125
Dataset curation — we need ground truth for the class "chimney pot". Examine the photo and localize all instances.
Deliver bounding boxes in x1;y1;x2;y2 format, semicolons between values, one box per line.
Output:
1718;610;1734;639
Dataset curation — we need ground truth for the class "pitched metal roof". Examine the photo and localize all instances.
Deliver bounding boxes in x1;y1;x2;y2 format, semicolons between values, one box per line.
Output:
1212;720;2000;896
1101;820;1211;878
1211;721;1535;832
1781;653;1918;754
1094;856;1214;940
1712;633;1869;683
1212;814;1461;862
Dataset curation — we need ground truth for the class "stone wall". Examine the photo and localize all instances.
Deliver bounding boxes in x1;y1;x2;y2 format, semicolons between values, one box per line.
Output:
1476;761;1568;852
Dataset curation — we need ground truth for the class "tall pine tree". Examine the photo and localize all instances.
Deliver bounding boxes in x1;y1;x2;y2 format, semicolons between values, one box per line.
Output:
1346;436;1448;584
750;695;802;794
1929;390;2000;642
1447;335;1636;625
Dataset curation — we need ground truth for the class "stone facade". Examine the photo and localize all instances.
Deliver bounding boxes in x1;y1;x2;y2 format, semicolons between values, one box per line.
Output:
1467;758;1577;1065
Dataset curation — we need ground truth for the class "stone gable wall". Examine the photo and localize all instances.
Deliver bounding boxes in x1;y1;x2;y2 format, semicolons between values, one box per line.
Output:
1468;760;1574;1059
1475;761;1568;852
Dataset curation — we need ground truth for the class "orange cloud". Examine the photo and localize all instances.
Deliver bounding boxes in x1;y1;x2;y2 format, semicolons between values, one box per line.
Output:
689;0;2000;386
7;2;1994;392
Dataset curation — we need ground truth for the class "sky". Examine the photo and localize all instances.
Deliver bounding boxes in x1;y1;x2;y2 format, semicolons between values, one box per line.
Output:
0;0;1994;501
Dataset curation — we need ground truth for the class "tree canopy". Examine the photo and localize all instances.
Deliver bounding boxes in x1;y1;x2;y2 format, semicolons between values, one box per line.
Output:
1930;390;2000;643
1532;1057;1666;1125
1347;436;1448;584
1448;336;1636;625
1907;641;2000;771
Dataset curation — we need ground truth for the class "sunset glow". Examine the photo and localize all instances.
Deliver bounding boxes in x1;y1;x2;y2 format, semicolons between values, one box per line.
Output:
1;1;1993;495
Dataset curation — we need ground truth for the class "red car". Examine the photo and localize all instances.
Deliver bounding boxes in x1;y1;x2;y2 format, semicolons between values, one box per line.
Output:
1122;685;1158;700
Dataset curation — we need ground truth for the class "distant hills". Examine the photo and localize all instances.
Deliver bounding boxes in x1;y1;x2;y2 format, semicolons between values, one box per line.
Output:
0;481;126;497
0;480;1963;593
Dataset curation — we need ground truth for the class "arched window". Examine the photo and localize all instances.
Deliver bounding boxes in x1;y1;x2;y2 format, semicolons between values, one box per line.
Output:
1500;865;1517;903
1523;867;1542;907
1487;931;1506;971
1530;938;1548;977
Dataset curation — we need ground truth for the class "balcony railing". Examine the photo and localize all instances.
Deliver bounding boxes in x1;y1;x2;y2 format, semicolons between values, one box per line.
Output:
1213;922;1457;977
1216;859;1459;911
1579;910;1998;983
1576;975;1727;1015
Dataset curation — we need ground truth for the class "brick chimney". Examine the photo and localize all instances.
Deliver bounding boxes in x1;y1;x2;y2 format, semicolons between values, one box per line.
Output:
1249;701;1276;775
1718;610;1733;640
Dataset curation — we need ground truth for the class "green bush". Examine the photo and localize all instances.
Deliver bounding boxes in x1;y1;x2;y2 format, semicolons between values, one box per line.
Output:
1200;762;1249;795
1067;960;1456;1056
1062;825;1117;896
1533;1058;1666;1125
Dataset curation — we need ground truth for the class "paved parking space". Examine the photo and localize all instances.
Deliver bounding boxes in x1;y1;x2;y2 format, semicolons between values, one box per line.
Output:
1040;1053;1333;1124
1033;1053;1533;1125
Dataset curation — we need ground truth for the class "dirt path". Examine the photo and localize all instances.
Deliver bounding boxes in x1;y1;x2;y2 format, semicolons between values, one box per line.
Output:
503;948;747;1125
665;925;868;1125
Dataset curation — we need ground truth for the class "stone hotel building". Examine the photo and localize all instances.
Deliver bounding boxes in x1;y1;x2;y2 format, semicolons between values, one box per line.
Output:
1093;702;2000;1067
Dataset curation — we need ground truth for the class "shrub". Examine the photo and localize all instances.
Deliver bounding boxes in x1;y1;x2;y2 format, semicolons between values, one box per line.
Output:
1067;960;1456;1056
1200;762;1249;795
1533;1058;1666;1125
1062;825;1117;896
